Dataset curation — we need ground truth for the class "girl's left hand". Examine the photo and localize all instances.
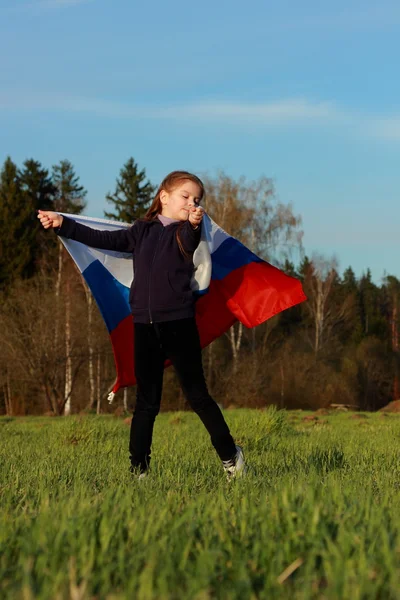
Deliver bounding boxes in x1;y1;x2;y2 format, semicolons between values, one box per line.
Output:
188;206;204;229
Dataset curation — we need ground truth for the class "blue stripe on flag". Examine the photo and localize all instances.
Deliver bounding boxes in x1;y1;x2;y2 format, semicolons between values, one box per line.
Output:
211;237;263;281
82;259;131;332
194;288;209;297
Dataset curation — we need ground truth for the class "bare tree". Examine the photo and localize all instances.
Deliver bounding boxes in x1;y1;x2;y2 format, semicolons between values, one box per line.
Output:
0;274;87;415
226;322;243;374
82;282;96;409
303;254;353;356
1;369;12;416
203;172;303;262
203;171;304;370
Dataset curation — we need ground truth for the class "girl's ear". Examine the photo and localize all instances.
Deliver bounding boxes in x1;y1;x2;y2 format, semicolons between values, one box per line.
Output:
160;190;168;205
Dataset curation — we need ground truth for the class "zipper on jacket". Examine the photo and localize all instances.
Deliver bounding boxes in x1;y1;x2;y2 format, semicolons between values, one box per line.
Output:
148;226;164;323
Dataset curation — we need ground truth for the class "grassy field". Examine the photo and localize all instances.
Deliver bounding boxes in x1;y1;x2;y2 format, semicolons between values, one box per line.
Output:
1;408;400;600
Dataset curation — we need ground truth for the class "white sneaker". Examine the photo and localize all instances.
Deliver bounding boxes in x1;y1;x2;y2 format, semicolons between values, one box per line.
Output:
222;445;247;480
130;466;148;481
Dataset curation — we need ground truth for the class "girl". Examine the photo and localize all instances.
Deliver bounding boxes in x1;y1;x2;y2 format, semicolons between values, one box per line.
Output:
38;171;246;480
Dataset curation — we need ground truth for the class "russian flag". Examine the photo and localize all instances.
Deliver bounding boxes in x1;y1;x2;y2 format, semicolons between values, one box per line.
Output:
59;213;306;398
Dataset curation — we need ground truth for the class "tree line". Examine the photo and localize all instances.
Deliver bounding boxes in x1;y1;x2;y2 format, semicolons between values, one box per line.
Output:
0;156;398;415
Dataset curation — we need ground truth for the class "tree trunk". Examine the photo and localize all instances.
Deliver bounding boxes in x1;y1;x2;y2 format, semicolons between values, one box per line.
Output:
4;371;12;416
251;327;258;378
54;240;63;348
43;383;57;415
64;279;72;415
96;354;101;415
392;296;399;400
83;284;95;409
207;342;215;392
280;364;285;409
306;262;337;356
229;322;243;374
314;278;323;354
53;240;65;414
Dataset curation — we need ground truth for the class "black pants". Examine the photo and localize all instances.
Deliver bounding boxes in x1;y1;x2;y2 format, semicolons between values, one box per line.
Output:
129;317;237;472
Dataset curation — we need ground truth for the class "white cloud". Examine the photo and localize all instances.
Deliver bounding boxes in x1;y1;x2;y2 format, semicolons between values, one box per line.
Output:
2;89;400;141
157;99;339;124
0;92;342;125
369;117;400;140
283;6;400;32
39;0;92;6
19;0;92;11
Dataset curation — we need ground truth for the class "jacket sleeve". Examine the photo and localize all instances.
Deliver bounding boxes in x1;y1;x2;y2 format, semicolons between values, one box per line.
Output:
179;220;202;253
55;215;138;253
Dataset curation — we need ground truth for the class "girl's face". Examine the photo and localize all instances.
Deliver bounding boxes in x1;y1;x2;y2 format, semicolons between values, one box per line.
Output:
160;180;202;220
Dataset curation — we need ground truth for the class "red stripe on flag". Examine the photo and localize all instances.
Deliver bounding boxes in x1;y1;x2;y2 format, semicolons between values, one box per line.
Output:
109;263;306;393
110;315;173;392
195;279;237;346
214;261;307;328
110;315;135;390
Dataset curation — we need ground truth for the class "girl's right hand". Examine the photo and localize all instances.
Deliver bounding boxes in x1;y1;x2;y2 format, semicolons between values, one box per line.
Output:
37;210;63;229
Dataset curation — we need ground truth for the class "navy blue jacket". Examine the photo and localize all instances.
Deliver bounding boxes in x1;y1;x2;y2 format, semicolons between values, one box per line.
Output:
56;216;202;324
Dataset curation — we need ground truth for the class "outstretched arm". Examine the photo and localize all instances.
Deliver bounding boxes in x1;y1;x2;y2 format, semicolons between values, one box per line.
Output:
37;210;137;253
179;207;204;253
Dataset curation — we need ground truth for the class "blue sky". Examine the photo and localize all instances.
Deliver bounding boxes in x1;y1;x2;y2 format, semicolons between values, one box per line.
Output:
1;0;400;281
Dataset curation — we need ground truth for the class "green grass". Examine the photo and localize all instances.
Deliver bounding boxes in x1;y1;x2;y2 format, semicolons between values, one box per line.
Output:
1;408;400;599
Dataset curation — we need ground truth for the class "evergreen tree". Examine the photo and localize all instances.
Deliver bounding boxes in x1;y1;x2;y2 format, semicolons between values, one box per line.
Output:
342;266;357;294
382;275;400;399
52;159;87;214
1;157;57;288
359;269;386;338
0;157;29;288
297;255;312;282
340;266;363;344
282;258;297;278
19;159;56;212
104;157;154;222
277;259;303;335
18;159;57;277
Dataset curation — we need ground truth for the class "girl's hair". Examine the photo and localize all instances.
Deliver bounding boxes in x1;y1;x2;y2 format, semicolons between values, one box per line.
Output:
144;171;205;257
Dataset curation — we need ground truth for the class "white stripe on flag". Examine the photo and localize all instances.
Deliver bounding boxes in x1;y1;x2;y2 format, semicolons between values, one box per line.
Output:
59;212;231;293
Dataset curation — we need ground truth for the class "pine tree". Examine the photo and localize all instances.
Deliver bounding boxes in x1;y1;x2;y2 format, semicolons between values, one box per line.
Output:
52;160;87;214
0;157;57;288
342;266;357;294
340;266;363;344
297;256;313;282
18;159;57;277
0;158;29;288
359;269;386;338
104;157;154;222
277;259;303;335
282;259;297;278
382;275;400;400
19;159;55;212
